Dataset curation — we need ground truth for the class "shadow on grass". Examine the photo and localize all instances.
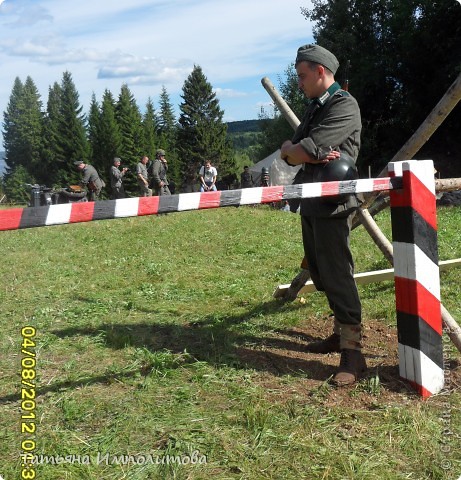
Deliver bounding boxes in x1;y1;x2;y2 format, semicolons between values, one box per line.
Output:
0;298;413;403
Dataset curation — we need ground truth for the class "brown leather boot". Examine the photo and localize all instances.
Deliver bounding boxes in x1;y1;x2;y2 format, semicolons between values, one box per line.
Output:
304;333;341;354
333;349;367;386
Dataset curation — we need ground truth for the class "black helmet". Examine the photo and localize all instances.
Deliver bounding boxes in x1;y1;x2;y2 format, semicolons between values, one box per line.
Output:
314;153;358;204
261;167;269;174
314;153;358;183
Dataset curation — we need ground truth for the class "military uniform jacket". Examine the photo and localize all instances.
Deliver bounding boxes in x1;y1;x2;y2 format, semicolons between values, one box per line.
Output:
292;82;362;217
110;165;124;188
81;165;104;192
151;159;169;186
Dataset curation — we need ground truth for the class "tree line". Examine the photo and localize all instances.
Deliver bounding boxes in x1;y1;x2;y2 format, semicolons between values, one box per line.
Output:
1;65;236;202
4;0;460;203
258;0;461;177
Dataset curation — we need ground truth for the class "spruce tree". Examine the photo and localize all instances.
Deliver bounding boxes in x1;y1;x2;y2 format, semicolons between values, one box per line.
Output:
57;71;90;185
177;65;233;190
157;86;179;188
88;90;121;184
41;82;63;186
87;94;101;166
142;97;159;161
2;77;24;174
3;77;43;173
115;84;143;193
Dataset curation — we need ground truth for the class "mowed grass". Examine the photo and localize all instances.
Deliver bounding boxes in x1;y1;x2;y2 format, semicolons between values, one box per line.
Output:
0;204;460;479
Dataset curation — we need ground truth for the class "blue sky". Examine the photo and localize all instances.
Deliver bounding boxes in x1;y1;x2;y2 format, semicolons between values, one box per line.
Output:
0;0;315;148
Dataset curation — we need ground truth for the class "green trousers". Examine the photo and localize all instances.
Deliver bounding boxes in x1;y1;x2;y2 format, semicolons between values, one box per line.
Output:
301;213;361;326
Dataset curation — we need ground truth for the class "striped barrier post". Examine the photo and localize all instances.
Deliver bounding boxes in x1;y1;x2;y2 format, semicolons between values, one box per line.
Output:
389;160;444;397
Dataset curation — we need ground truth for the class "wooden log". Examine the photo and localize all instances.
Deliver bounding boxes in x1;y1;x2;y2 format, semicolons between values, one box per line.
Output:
274;258;461;296
436;177;461;192
362;71;461;208
261;77;300;130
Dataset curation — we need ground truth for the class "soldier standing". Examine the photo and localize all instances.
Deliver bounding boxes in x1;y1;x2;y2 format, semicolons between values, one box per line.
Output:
110;157;128;199
280;44;364;386
136;156;152;197
151;149;171;196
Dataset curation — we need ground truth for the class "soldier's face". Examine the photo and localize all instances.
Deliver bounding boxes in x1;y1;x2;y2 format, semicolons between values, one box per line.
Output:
296;62;322;99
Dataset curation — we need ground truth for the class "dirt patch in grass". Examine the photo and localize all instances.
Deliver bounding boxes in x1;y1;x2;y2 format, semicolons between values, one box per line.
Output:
235;315;461;409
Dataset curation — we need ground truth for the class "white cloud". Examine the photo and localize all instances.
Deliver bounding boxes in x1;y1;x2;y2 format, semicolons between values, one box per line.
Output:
0;0;315;144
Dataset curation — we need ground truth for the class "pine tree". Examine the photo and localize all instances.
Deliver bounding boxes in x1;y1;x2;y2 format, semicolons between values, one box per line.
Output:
41;82;63;186
115;84;143;193
56;71;90;185
157;86;180;188
88;90;122;184
177;65;233;190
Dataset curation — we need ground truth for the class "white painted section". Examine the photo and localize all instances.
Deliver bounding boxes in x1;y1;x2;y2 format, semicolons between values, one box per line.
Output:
398;342;444;395
178;192;201;211
114;198;140;218
45;204;72;225
393;242;441;300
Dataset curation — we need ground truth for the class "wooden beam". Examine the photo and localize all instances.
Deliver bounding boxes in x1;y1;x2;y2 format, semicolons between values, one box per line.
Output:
273;259;461;297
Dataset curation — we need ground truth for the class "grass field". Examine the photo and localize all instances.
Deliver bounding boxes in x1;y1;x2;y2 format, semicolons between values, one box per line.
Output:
1;203;460;479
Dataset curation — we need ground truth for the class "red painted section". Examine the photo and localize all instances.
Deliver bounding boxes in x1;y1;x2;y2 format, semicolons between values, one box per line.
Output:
320;181;340;197
0;208;24;231
198;191;221;209
261;185;284;203
394;276;442;334
138;196;159;216
404;379;433;398
69;202;95;223
390;171;437;230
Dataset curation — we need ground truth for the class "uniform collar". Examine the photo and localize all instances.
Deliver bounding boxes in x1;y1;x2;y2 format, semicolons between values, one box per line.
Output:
315;81;341;106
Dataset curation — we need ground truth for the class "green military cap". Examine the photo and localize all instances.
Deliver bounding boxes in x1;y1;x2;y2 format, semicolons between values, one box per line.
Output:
295;44;339;75
156;149;166;156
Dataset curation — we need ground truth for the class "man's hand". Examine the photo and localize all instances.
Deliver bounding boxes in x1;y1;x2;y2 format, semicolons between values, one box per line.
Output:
280;140;293;161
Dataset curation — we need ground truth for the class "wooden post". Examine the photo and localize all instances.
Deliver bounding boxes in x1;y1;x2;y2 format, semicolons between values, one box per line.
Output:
261;77;300;130
389;160;444;396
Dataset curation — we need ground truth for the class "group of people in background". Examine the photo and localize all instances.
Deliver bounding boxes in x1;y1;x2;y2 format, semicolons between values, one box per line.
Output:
73;149;172;201
75;153;271;202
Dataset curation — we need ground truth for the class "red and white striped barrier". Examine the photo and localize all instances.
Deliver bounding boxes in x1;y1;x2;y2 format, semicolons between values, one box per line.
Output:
389;160;443;397
0;177;399;232
0;162;444;397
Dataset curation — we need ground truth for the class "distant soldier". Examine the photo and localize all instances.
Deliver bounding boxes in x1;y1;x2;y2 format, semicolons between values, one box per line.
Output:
110;157;128;199
260;167;270;187
136;156;152;197
74;160;105;201
150;149;171;196
240;166;254;188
